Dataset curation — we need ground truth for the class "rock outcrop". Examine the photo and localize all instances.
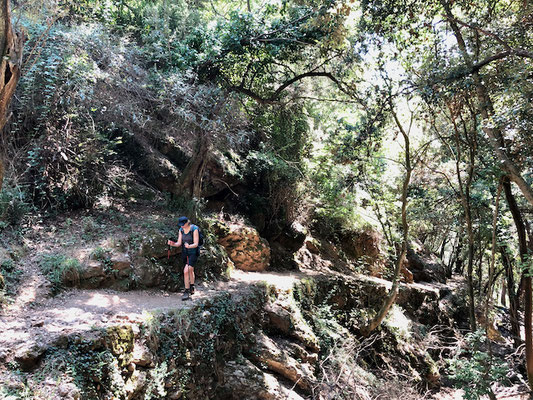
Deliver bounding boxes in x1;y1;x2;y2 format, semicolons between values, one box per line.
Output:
338;228;386;276
216;220;271;272
12;272;453;399
406;241;447;283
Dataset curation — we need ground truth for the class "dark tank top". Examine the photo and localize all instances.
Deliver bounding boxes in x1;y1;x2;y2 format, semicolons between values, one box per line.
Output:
181;226;197;255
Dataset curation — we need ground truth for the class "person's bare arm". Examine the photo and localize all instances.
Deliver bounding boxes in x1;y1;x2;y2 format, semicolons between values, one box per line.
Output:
168;231;183;247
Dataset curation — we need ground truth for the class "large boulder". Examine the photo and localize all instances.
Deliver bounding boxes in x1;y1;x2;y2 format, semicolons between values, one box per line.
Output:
220;358;306;400
266;221;307;270
139;232;180;259
270;222;306;253
406;241;447;283
216;221;271;272
338;228;386;277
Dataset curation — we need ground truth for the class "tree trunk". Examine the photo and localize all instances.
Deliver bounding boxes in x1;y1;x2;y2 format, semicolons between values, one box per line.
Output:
455;227;464;274
0;0;24;191
502;176;533;384
361;105;412;336
500;246;521;347
500;281;506;308
449;103;477;332
178;130;209;198
439;236;447;261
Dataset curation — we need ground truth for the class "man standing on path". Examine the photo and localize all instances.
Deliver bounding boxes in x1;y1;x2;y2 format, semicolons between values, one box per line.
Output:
168;216;200;300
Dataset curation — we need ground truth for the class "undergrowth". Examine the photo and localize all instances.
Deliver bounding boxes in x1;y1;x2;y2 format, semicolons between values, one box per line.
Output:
39;253;81;294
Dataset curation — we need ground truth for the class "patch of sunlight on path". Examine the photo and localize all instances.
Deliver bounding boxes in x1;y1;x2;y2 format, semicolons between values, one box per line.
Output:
229;269;313;291
0;269;313;359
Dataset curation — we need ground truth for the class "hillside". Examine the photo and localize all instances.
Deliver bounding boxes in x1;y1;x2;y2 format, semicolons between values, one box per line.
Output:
1;0;533;399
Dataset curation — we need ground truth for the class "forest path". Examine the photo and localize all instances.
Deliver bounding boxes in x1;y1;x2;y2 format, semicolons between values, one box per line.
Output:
0;269;305;361
1;263;530;399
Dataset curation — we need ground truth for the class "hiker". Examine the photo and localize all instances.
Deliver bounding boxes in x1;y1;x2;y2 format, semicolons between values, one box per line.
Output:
168;216;200;300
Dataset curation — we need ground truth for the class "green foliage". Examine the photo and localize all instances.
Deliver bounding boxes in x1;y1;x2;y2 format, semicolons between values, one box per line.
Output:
81;216;101;240
167;195;206;224
0;259;22;305
0;182;33;229
518;253;533;278
145;362;170;400
447;330;509;400
90;246;115;273
0;383;34;400
39;253;81;294
310;108;388;232
12;20;130;211
90;246;111;261
242;104;310;224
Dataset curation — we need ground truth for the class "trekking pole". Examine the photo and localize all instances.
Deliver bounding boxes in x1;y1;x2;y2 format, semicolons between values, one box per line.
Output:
168;237;176;260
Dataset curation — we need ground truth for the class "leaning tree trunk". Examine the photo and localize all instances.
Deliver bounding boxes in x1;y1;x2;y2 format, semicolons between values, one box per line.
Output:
361;105;412;336
0;0;24;190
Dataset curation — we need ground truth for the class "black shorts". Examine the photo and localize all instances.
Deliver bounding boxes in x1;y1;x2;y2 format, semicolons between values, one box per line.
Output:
182;251;198;267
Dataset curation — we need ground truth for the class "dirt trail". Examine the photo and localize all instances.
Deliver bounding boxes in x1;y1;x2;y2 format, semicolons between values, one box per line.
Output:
0;269;306;361
1;262;530;399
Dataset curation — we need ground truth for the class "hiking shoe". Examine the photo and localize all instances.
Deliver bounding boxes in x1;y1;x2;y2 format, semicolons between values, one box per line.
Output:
182;289;190;301
190;284;195;295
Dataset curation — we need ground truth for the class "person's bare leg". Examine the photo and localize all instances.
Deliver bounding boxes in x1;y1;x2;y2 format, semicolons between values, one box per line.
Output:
184;265;190;289
189;267;195;286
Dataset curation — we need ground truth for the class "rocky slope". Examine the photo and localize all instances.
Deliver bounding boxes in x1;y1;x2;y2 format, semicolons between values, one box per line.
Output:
0;208;529;399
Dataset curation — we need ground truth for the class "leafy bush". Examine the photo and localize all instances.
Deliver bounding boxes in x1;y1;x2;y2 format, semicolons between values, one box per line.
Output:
0;259;22;305
39;253;81;294
447;330;509;400
0;182;33;229
12;21;127;210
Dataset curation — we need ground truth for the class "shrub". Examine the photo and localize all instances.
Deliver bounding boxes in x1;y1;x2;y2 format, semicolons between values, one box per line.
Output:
0;258;23;306
39;253;81;294
0;182;33;229
12;21;127;211
447;330;509;400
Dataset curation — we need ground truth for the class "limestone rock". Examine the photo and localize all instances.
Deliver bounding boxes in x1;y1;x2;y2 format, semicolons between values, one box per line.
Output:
131;257;163;288
14;342;46;371
217;222;270;272
80;261;105;280
272;222;307;253
124;370;147;400
221;358;305;400
111;254;131;270
338;228;386;276
58;382;81;400
265;300;320;352
304;237;320;254
248;333;316;392
406;241;447;283
139;232;178;259
131;343;154;367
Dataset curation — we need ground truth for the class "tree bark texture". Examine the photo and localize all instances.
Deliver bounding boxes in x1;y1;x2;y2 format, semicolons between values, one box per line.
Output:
0;0;24;191
500;246;521;347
